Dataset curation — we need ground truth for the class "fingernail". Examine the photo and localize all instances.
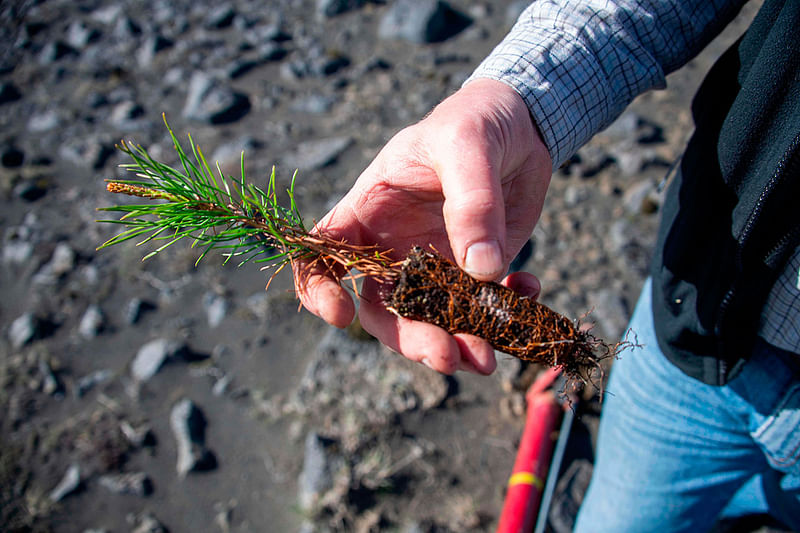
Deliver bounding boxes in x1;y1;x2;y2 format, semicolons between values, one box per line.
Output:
465;241;502;278
420;357;434;370
515;280;540;299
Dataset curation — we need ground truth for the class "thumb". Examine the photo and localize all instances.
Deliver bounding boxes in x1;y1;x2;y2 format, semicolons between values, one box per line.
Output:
434;128;506;281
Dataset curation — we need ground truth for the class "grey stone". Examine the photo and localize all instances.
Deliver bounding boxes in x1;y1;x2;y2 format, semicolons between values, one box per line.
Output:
2;239;34;264
127;512;167;533
9;313;37;349
564;184;590;207
109;100;145;126
379;0;471;43
39;357;61;396
137;35;173;68
574;144;614;178
162;67;184;87
75;369;113;397
38;41;77;64
612;142;646;176
112;16;141;40
623;179;657;215
402;523;426;533
297;432;335;511
182;71;251;124
125;299;143;325
210;136;260;169
202;292;227;328
226;58;261;79
28;109;60;132
290;94;336;114
212;373;232;397
11;21;34;49
605;111;664;145
125;298;155;325
170;398;217;477
609;219;635;254
257;41;288;62
283;136;353;171
247;21;291;44
604;110;641;139
106;85;136;105
245;292;272;320
205;6;236;29
280;59;310;81
49;464;81;502
91;5;123;25
317;0;366;18
32;242;76;285
80;265;100;286
130;338;182;381
66;21;100;49
58;136;114;169
283;47;351;79
98;472;153;497
78;305;104;339
120;421;156;448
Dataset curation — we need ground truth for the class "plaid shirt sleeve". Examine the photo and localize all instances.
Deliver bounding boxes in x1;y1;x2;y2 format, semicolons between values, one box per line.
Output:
467;0;748;169
759;248;800;354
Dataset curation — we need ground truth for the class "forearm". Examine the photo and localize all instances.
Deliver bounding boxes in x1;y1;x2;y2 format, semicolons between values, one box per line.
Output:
467;0;749;169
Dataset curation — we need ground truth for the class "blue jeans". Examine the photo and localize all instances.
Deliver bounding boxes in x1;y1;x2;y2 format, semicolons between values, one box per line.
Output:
574;278;800;532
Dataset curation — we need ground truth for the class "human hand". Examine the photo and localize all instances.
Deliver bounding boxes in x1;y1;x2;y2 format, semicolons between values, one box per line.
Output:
295;79;552;374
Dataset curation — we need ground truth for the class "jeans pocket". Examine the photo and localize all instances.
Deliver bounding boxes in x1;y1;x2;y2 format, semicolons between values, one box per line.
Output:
752;383;800;476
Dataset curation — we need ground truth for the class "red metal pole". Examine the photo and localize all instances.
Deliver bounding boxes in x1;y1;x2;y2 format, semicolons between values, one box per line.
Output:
496;368;563;533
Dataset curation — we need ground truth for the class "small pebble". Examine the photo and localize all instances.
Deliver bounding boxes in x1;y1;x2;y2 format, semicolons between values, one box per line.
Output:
49;464;81;502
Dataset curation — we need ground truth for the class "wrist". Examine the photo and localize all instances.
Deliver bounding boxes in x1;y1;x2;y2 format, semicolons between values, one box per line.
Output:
457;78;551;169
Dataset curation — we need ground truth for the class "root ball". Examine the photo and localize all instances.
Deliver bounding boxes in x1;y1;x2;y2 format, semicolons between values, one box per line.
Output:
385;247;616;382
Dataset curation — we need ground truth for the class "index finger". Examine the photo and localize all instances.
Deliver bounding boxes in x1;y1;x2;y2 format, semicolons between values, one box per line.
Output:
294;262;355;329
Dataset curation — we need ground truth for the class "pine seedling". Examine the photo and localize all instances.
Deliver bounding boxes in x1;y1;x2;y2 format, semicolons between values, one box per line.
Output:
99;117;628;386
97;115;398;293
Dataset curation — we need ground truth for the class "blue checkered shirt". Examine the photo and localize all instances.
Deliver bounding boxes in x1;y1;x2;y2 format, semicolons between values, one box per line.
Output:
467;0;800;354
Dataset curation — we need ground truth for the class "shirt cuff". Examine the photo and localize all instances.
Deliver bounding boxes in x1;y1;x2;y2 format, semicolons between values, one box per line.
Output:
465;1;675;170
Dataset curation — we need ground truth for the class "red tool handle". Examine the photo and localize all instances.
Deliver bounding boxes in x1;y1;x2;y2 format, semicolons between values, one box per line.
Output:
496;368;564;533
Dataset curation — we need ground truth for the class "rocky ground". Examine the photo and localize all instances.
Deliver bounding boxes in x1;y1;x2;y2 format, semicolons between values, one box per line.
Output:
0;1;769;532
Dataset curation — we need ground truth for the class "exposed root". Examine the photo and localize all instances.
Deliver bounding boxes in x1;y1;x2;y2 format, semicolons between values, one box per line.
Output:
287;230;400;300
385;247;631;387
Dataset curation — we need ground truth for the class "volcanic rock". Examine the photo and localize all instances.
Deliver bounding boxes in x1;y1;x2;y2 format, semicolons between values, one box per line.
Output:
182;71;251;124
170;398;217;477
379;0;472;43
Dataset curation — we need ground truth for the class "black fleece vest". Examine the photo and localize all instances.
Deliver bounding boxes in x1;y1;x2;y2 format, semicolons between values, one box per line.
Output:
651;0;800;385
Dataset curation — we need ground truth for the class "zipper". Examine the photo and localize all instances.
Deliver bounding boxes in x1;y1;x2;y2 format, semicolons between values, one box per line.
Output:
736;132;800;263
765;225;800;268
715;131;800;384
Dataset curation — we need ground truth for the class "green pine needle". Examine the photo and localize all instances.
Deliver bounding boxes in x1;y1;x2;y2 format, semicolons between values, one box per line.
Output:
97;114;309;268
